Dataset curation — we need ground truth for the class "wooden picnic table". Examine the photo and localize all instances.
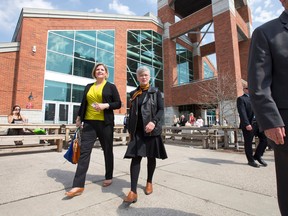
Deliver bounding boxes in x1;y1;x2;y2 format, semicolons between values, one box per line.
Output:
63;124;129;147
0;123;66;135
162;126;219;148
162;126;241;149
0;123;130;153
220;126;242;149
0;123;66;152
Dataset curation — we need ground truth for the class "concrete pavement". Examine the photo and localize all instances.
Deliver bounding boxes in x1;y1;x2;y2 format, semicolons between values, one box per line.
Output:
0;144;280;216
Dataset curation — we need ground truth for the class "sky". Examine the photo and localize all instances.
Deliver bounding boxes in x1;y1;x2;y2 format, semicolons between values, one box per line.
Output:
0;0;284;43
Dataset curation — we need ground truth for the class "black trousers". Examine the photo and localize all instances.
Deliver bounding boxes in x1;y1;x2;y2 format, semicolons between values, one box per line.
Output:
273;110;288;216
73;120;114;187
274;147;288;216
242;127;267;162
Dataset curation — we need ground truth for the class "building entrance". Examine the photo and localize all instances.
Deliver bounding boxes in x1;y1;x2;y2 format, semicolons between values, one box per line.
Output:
44;101;80;124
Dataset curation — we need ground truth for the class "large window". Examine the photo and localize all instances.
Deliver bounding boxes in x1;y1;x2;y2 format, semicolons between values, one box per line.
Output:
176;44;193;85
45;30;115;124
203;61;214;79
44;80;71;102
46;52;73;74
44;80;85;103
127;30;163;91
46;30;115;81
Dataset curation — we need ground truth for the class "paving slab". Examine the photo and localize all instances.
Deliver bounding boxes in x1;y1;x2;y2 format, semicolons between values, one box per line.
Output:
0;144;280;216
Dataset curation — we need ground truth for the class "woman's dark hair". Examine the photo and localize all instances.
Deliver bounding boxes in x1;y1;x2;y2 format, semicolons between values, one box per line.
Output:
10;105;21;116
13;105;21;111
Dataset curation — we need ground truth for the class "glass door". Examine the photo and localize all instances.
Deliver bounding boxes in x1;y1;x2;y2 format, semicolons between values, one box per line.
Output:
59;104;69;124
44;102;80;124
44;103;56;123
72;105;80;124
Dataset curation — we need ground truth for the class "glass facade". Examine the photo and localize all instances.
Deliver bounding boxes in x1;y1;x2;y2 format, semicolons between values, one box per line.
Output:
45;30;115;123
127;30;164;92
204;61;214;79
44;29;163;123
176;43;193;85
44;80;85;103
46;30;115;81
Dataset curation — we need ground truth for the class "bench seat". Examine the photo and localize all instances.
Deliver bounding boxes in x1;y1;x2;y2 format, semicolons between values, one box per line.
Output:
162;133;223;149
0;134;65;152
113;132;129;145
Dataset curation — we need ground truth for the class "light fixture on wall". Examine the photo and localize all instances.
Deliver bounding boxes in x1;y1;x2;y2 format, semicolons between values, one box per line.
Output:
26;92;34;109
32;45;36;53
28;92;34;100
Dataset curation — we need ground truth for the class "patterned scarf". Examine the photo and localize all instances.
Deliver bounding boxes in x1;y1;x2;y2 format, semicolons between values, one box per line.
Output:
130;84;150;102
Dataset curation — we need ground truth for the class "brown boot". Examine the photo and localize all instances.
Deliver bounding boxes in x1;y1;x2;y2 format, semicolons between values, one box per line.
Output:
145;182;153;195
123;191;137;203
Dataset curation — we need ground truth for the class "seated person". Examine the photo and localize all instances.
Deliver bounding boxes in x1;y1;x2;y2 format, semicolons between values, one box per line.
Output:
188;112;196;126
172;115;180;126
195;116;204;127
179;115;187;126
7;105;32;145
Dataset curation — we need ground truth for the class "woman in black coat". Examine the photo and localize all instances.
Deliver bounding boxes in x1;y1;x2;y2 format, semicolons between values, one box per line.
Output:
65;63;121;197
123;66;167;203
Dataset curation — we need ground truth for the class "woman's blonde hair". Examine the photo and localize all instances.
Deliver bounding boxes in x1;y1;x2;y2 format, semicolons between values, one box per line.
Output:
91;63;109;80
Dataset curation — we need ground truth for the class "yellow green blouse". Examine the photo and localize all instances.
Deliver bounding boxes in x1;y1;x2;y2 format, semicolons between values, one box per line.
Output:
84;80;106;121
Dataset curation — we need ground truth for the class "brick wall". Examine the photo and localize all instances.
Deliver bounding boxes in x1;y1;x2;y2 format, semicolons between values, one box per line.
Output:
239;40;251;81
0;51;18;115
214;11;243;97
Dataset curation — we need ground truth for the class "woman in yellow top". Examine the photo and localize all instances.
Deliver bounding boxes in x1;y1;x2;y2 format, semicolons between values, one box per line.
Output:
66;63;121;197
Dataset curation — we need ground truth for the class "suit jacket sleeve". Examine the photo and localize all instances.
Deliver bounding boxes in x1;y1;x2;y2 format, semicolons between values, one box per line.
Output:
248;26;284;131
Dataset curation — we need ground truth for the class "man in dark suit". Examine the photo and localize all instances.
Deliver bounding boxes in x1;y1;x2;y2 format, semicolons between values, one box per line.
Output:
237;87;267;168
123;113;129;133
248;1;288;214
178;114;187;126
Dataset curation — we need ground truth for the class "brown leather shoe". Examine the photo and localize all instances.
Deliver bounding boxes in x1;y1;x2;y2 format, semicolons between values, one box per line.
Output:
102;179;112;187
145;182;153;195
65;187;84;197
123;191;137;203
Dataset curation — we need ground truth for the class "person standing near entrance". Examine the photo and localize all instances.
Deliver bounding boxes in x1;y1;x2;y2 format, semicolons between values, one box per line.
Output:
236;86;267;168
123;66;167;203
65;63;121;197
248;1;288;214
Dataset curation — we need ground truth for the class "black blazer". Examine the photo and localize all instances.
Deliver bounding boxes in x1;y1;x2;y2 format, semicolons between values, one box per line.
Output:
237;94;254;129
248;12;288;131
78;82;121;126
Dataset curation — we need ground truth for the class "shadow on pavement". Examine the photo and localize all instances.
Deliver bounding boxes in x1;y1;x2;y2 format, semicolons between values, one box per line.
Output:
47;168;132;200
189;157;245;165
117;204;199;216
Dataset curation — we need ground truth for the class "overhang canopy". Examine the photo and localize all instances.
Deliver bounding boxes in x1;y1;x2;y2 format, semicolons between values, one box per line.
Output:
172;0;211;18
